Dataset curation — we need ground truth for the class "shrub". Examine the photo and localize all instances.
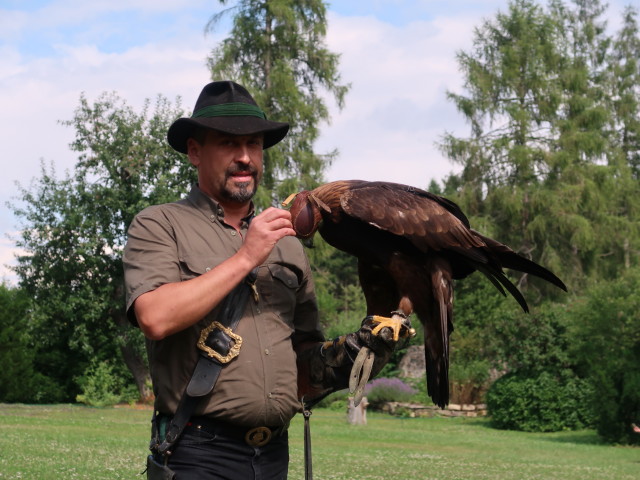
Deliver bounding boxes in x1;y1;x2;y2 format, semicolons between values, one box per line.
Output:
486;370;595;432
314;389;350;411
568;267;640;444
364;377;417;410
0;285;67;403
75;360;138;407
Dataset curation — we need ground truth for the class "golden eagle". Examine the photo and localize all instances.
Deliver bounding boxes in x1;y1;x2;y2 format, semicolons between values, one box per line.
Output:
283;180;566;408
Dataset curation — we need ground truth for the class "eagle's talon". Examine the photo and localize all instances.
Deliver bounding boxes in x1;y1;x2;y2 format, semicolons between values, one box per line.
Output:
370;314;412;342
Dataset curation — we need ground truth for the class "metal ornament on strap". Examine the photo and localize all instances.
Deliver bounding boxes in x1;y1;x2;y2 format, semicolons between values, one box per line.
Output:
153;267;258;457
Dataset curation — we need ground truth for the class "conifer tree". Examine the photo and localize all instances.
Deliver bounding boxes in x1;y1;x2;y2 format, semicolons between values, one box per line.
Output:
206;0;349;207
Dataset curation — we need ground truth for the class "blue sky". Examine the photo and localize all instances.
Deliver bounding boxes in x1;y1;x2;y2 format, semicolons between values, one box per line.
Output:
0;0;630;281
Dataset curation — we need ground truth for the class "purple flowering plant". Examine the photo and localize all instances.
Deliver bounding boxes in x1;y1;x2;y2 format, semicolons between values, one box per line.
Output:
364;377;417;408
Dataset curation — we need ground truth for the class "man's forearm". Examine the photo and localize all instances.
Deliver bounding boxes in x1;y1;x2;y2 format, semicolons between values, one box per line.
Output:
134;252;255;340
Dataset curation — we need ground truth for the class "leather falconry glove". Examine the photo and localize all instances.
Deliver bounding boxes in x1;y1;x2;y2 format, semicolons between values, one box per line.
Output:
297;315;414;409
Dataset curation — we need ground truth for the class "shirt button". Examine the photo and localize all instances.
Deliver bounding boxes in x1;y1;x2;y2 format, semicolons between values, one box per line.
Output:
205;267;211;272
209;214;215;221
230;230;237;236
268;393;273;398
264;349;270;355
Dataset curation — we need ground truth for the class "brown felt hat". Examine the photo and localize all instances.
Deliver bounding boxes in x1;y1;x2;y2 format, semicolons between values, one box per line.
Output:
167;81;289;154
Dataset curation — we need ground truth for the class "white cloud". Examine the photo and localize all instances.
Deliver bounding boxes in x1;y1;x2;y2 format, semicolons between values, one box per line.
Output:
0;5;220;281
0;0;633;282
0;234;25;286
318;12;477;187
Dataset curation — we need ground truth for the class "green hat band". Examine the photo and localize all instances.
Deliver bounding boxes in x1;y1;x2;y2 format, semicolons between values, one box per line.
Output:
192;103;266;120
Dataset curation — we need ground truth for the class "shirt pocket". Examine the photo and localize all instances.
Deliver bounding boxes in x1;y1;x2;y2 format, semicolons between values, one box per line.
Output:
261;263;301;324
178;255;225;281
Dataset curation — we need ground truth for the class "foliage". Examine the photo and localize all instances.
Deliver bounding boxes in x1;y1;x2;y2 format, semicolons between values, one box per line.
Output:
0;284;65;403
8;93;193;401
490;302;576;374
364;377;417;410
313;388;350;411
486;370;595;432
448;275;512;403
75;360;139;407
206;0;349;206
568;267;640;444
436;0;640;438
440;0;640;290
608;6;640;179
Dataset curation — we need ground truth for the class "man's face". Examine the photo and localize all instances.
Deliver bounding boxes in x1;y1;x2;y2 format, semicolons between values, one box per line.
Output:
187;129;264;205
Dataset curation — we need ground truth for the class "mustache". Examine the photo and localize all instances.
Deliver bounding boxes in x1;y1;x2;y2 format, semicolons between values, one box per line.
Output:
225;164;258;178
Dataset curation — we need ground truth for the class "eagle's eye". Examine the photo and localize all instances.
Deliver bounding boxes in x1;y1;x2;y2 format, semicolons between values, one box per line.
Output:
294;203;316;237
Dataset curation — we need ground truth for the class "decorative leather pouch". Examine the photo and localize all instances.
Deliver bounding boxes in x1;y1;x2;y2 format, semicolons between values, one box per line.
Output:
146;455;176;480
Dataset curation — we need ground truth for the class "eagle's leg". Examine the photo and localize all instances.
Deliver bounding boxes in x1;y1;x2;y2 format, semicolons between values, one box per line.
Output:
349;310;415;406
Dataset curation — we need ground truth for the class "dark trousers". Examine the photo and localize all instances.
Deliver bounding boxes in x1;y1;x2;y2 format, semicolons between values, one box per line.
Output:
164;424;289;480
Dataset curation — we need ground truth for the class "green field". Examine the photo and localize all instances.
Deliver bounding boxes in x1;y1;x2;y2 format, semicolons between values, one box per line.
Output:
0;404;638;479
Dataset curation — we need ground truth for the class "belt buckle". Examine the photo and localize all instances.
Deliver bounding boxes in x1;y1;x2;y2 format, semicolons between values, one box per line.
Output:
197;321;243;364
245;426;272;447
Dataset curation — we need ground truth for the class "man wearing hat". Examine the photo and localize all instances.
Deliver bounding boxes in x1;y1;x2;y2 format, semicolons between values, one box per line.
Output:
123;81;408;479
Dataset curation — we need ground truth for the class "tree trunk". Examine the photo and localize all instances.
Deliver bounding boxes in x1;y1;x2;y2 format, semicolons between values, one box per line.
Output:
114;311;153;403
120;339;153;403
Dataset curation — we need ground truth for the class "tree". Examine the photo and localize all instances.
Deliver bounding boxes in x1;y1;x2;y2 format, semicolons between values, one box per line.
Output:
441;0;640;289
569;267;640;444
206;0;350;206
0;284;64;402
608;6;640;179
443;0;561;190
440;0;568;294
9;93;194;401
437;1;640;431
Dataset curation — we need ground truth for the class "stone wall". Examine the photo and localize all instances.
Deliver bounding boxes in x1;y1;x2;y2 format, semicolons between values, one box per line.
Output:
381;401;488;418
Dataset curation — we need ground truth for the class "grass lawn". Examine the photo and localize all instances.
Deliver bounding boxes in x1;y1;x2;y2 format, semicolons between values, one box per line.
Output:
0;404;638;479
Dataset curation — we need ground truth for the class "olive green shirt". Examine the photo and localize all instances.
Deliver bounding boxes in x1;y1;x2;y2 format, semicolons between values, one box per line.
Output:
123;185;323;426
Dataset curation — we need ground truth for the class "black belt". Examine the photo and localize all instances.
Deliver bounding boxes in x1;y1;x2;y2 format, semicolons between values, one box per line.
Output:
187;416;287;447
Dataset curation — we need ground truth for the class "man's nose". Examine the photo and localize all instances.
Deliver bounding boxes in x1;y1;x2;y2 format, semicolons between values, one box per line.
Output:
235;145;251;164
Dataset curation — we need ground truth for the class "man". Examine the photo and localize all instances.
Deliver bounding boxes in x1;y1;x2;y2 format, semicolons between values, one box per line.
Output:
123;81;408;479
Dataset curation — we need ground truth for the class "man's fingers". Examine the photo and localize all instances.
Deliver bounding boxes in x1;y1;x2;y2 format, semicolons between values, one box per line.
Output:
251;208;294;235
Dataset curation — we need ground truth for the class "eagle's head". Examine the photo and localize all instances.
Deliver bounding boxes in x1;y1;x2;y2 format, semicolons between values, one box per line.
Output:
282;190;329;239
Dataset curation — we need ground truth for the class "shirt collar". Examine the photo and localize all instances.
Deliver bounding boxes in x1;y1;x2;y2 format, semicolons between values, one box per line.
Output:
187;184;255;226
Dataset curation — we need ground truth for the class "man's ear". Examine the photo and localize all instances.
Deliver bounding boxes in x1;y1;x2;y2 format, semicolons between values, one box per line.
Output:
186;138;201;167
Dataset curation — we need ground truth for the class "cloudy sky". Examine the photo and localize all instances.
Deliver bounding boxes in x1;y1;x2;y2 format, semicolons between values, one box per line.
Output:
0;0;629;282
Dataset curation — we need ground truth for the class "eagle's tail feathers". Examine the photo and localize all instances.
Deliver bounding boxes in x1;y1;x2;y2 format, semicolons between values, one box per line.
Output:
476;264;530;313
473;231;567;291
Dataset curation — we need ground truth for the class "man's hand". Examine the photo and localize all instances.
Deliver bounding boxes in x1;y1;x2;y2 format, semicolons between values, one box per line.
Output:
297;315;413;408
346;315;413;404
135;207;294;340
238;207;296;268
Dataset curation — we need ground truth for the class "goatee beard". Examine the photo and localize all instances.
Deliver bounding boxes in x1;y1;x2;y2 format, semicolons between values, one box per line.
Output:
221;166;258;202
222;180;256;203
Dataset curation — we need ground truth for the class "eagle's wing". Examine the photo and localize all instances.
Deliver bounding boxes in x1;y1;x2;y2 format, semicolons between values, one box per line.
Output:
340;181;485;257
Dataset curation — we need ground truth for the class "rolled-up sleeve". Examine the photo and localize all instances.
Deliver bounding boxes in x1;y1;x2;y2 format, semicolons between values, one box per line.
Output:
123;206;180;326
